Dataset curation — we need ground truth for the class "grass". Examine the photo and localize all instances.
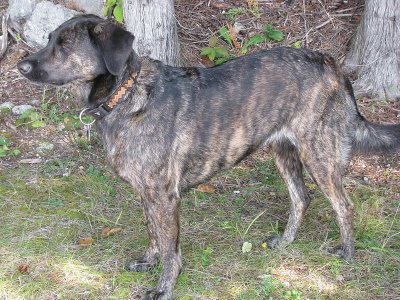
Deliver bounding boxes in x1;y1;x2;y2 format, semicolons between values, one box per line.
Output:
0;154;399;299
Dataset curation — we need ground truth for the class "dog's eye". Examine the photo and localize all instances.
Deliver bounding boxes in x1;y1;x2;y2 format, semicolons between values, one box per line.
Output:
57;37;65;46
56;38;70;51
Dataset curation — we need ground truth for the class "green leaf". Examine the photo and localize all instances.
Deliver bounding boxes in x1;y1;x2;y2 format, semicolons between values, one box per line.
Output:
293;41;302;48
263;24;284;42
113;5;124;23
200;47;213;56
224;7;246;21
31;121;46;128
208;36;218;48
0;138;8;146
242;241;252;253
214;57;228;65
214;47;229;58
208;49;216;62
106;0;117;6
19;109;33;120
103;0;117;16
243;33;267;50
219;26;233;47
0;148;8;157
11;149;21;156
29;112;40;121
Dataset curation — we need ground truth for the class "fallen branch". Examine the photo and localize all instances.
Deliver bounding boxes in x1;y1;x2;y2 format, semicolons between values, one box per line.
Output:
0;14;8;59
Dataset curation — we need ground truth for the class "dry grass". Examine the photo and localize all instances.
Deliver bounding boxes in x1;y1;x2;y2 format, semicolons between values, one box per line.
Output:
0;156;399;299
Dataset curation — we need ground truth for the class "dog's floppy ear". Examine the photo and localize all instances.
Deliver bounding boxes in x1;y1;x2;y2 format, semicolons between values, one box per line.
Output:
90;22;134;76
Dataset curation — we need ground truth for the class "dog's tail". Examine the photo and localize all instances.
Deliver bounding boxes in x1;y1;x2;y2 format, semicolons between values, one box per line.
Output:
345;79;400;155
352;119;400;155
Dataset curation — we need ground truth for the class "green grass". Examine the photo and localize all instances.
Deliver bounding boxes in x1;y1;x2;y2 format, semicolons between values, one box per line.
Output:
0;156;399;299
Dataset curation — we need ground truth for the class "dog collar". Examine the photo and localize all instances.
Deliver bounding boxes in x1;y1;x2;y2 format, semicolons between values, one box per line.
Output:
86;70;139;120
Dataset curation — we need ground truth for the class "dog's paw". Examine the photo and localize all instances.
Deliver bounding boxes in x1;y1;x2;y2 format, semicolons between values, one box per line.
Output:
125;259;156;272
264;235;288;249
142;288;171;300
327;245;354;262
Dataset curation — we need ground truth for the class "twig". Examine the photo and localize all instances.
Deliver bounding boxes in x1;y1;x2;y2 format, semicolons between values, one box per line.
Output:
302;0;308;47
336;5;364;14
185;268;230;280
330;13;360;17
316;0;335;28
0;14;8;59
315;19;331;30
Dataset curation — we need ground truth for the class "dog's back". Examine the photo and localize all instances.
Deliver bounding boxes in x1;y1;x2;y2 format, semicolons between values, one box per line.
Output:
144;48;399;188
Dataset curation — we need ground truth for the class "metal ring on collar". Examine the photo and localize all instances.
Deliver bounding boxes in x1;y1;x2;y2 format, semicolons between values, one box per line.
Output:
79;108;96;126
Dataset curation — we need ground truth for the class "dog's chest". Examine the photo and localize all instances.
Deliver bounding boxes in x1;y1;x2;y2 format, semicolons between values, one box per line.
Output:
97;116;174;186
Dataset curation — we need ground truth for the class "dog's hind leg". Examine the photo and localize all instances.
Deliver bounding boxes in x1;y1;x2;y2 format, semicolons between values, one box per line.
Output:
301;144;355;261
266;141;311;249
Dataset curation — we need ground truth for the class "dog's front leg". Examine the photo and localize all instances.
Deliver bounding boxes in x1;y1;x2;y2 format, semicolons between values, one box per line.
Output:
140;192;182;300
126;196;160;272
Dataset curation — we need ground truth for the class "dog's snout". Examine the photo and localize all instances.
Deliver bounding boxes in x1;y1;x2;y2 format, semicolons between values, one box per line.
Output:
17;60;33;74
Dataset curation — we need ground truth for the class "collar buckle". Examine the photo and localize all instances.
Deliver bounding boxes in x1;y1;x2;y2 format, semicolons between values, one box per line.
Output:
86;103;111;120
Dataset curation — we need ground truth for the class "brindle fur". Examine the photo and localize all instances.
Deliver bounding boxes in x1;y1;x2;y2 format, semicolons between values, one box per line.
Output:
18;15;400;300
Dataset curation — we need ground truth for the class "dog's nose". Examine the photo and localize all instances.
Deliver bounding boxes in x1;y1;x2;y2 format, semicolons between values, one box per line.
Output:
17;60;33;74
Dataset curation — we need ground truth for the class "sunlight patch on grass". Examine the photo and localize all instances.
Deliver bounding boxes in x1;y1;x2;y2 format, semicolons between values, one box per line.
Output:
0;281;24;300
273;264;338;295
227;282;249;298
61;259;105;287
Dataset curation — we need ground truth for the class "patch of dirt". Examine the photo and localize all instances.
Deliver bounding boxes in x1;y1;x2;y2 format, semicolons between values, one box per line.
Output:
0;0;398;189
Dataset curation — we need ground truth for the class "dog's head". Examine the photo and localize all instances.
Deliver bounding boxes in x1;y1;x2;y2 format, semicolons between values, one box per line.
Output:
18;14;134;85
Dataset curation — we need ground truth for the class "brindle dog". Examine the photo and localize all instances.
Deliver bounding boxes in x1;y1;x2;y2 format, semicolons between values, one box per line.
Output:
18;15;399;300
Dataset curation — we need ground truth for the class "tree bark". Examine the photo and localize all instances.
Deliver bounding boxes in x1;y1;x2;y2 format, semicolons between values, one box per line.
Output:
123;0;180;66
344;0;400;100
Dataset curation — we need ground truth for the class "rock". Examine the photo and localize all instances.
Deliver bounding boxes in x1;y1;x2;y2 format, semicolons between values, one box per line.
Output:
23;1;78;48
67;0;104;16
8;0;39;32
29;99;41;106
12;104;33;115
0;102;14;112
36;142;54;153
234;22;245;33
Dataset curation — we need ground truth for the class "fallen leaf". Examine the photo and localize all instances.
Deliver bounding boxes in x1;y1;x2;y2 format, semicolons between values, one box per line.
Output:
211;2;232;9
17;264;29;273
246;0;258;7
78;236;94;246
197;183;215;193
242;241;253;253
101;227;122;238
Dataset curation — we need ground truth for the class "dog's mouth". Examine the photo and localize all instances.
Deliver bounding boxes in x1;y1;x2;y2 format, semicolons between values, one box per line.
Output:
20;75;67;86
18;66;68;86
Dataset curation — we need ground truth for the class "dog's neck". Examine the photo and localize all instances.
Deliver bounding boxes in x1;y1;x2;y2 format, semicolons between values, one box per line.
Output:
68;53;141;108
87;52;141;107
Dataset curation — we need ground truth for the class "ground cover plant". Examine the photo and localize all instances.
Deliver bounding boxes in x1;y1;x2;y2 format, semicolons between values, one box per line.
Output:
0;0;399;299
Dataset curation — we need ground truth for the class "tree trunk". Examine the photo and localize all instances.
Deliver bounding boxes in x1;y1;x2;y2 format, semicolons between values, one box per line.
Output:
344;0;400;100
123;0;180;66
